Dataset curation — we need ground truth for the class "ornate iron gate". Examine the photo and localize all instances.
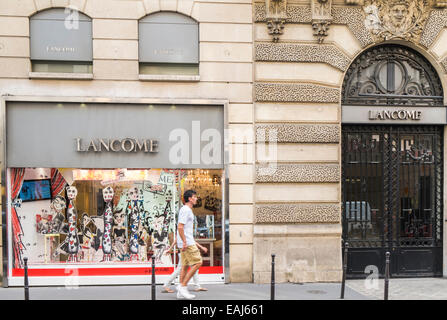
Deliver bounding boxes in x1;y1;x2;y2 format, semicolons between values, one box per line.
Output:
342;125;443;278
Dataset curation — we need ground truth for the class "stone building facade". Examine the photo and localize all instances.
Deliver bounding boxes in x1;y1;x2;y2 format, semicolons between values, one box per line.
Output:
1;0;447;286
254;0;447;282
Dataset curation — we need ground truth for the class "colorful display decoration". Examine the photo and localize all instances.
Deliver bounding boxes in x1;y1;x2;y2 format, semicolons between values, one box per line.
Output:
66;185;80;263
11;168;221;268
102;186;114;262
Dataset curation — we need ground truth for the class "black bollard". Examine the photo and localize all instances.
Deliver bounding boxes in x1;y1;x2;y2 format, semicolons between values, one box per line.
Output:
151;256;156;300
271;254;275;300
340;242;349;299
24;257;29;301
384;252;390;300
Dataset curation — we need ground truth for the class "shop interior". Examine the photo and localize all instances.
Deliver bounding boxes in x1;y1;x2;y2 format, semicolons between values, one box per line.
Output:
9;168;223;268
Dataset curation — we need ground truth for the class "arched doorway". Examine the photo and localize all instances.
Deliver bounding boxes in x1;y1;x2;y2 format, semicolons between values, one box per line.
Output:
341;44;444;278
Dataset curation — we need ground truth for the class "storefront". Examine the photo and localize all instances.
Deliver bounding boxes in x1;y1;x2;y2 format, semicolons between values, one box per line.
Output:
1;97;228;286
341;45;445;278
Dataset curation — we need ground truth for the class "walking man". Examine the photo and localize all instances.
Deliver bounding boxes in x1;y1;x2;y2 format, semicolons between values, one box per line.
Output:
162;238;208;293
176;189;204;299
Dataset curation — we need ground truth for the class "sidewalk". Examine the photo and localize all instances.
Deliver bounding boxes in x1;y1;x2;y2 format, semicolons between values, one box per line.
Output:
1;278;446;300
346;277;447;300
0;282;369;300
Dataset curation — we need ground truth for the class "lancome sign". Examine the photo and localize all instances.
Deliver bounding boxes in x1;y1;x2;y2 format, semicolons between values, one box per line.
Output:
368;110;422;121
76;138;158;153
7;102;224;169
342;106;446;124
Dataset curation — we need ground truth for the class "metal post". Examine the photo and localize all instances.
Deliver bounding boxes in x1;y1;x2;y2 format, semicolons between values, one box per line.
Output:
340;242;349;299
271;254;275;300
151;256;156;300
24;257;29;301
384;252;390;300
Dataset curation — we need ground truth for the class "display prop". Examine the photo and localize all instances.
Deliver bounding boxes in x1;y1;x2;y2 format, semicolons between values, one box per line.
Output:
194;215;215;239
19;179;51;202
66;186;80;262
102;186;114;262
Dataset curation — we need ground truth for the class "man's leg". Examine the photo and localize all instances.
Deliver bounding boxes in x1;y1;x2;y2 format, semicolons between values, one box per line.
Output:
178;264;197;299
163;260;182;292
181;262;202;287
179;264;190;286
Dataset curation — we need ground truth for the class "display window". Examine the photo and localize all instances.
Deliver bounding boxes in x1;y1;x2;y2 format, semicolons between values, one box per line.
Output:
8;167;223;282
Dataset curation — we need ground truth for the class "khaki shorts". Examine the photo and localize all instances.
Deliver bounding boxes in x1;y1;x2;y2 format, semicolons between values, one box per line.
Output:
180;245;202;266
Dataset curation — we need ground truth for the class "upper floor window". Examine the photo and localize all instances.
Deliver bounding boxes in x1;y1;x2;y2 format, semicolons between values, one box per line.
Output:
30;8;93;74
139;12;199;76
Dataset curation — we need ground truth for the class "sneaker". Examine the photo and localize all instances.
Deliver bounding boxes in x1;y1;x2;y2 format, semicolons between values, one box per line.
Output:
176;287;184;299
178;286;195;299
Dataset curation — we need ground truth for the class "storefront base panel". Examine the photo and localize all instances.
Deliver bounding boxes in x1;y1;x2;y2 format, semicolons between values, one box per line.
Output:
7;265;224;286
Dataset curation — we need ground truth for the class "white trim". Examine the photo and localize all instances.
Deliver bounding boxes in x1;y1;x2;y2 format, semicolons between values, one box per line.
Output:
139;74;200;82
21;263;170;269
7;168;12;279
7;274;225;287
2;95;228;106
29;72;93;80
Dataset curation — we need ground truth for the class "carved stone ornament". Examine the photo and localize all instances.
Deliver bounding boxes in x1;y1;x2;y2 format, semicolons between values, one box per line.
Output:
266;0;287;42
346;0;364;4
311;0;333;43
434;0;447;7
363;0;431;42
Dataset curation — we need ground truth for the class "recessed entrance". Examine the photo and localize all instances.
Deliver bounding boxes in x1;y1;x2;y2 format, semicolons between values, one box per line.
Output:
341;44;444;278
342;125;443;278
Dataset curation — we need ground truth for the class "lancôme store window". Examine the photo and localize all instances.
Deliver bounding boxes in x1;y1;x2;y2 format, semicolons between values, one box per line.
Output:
139;12;199;76
4;101;226;286
30;8;93;74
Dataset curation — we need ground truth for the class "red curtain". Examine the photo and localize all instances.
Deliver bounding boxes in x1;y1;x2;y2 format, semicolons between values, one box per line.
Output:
10;168;25;268
50;168;67;198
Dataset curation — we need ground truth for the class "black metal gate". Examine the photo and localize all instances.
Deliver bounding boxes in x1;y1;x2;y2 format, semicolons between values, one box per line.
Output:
342;125;443;278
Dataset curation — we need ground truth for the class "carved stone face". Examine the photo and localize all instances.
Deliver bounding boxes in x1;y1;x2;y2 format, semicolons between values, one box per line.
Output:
102;186;114;202
128;186;139;201
66;186;78;200
391;4;407;26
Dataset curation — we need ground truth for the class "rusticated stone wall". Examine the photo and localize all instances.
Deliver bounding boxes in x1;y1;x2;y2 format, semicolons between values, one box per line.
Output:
253;0;447;284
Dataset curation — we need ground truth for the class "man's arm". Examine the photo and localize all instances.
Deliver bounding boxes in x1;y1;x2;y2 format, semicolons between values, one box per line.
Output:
195;241;208;254
178;223;187;251
165;238;177;255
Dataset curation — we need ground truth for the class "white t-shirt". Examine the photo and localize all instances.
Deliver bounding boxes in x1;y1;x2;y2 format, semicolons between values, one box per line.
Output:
176;205;195;248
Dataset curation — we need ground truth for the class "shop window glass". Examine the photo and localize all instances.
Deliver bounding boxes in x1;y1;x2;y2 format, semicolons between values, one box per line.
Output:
139;12;199;76
30;8;93;74
10;168;223;268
